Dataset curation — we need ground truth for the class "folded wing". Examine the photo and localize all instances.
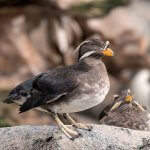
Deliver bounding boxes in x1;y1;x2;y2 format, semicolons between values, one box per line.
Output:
3;68;79;113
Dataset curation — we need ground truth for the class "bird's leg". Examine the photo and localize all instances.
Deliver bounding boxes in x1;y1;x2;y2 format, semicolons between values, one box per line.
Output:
64;113;92;131
50;112;79;139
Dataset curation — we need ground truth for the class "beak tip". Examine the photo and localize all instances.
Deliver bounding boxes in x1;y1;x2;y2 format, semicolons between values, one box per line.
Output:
102;48;114;57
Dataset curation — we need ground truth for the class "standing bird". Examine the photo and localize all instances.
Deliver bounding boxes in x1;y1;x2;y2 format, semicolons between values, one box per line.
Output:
2;38;114;139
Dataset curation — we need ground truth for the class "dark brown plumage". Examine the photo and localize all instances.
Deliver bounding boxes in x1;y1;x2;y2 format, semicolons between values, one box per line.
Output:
3;37;114;139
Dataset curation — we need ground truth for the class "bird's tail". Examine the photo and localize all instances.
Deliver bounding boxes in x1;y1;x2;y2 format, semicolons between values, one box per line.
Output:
1;75;39;104
1;74;42;104
1;94;20;104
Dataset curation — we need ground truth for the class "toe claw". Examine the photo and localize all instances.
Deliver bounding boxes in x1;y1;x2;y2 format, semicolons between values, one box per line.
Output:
88;128;92;131
70;132;82;140
70;137;75;141
87;125;93;131
78;132;83;137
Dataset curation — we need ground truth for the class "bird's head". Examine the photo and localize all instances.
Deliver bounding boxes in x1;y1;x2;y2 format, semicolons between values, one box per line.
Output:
75;38;114;61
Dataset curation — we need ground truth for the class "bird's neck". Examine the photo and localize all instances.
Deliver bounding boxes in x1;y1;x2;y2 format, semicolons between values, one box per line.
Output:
80;57;103;68
76;57;105;74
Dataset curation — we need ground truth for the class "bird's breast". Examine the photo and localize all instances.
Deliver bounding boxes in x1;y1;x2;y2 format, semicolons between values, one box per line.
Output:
49;79;110;113
46;62;110;113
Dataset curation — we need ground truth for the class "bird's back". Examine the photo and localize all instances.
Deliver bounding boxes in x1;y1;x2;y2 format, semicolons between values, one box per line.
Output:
2;62;88;112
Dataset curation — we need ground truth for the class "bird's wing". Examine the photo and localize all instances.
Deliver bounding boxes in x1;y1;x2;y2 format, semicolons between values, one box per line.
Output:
19;71;79;113
34;70;79;96
3;68;79;113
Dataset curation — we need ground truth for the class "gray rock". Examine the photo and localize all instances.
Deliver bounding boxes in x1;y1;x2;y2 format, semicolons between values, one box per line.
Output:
0;125;150;150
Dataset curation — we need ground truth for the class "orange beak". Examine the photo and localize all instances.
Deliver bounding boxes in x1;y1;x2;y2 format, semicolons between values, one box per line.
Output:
125;95;133;103
102;48;114;56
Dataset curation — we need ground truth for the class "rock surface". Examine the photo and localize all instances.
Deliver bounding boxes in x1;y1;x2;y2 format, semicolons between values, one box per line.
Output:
0;125;150;150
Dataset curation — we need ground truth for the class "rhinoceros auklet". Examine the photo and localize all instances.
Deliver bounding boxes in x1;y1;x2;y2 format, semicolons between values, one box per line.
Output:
3;38;114;139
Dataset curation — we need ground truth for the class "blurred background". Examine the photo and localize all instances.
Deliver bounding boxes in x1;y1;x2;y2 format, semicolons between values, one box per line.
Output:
0;0;149;127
